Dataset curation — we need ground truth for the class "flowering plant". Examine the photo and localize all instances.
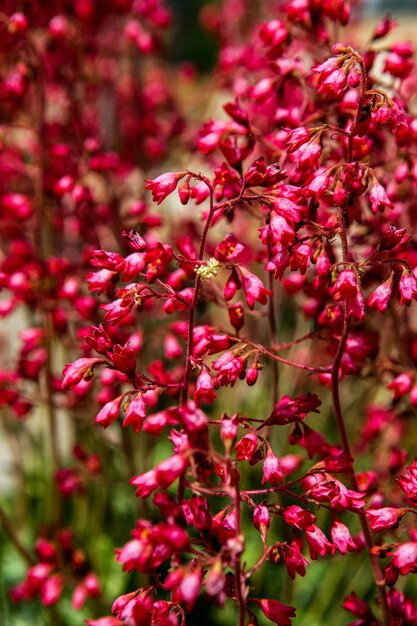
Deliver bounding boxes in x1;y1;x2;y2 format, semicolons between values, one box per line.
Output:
1;1;417;625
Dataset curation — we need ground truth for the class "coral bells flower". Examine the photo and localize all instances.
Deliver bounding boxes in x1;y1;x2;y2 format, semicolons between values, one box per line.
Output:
367;278;393;313
387;373;412;399
272;542;309;579
228;301;245;331
262;448;283;485
130;469;158;498
155;454;188;489
283;505;316;530
266;392;321;426
144;171;186;204
391;542;417;575
369;180;394;213
313;59;349;99
235;432;259;461
365;507;404;532
290;140;322;170
253;505;271;543
397;459;417;504
330;518;357;554
123;392;147;432
194;366;217;405
305;525;333;560
62;357;106;390
399;271;417;305
238;266;272;309
95;396;124;428
331;269;358;301
252;598;296;626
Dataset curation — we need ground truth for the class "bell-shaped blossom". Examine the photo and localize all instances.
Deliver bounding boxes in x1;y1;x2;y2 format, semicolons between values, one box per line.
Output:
367;278;392;313
397;459;417;504
391;542;417;575
387;372;413;399
330;518;357;554
253;505;271;542
262;448;284;485
369;180;394;213
235;432;259;461
194;366;217;405
123;392;147;432
305;525;333;560
155;454;189;489
95;395;124;428
399;271;417;305
62;357;106;390
272;541;309;579
331;269;358;301
144;171;186;204
283;505;316;530
365;507;404;532
238;266;272;310
252;598;296;626
266;392;321;426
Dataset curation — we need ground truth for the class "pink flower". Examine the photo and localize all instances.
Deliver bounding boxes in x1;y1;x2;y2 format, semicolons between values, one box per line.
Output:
290;141;322;169
346;289;365;320
123;392;147;432
332;269;358;301
155;454;188;489
317;67;348;99
391;542;417;574
367;278;392;313
330;518;356;554
95;396;124;428
144;171;186;204
62;357;106;390
387;373;412;399
195;366;217;405
215;233;245;262
305;525;333;560
274;542;309;579
262;449;284;485
238;266;272;310
181;495;212;532
365;507;404;532
253;505;271;542
398;459;417;504
252;598;296;625
179;567;203;611
130;470;158;498
266;392;321;426
235;432;259;461
369;181;393;213
399;271;417;305
283;505;316;530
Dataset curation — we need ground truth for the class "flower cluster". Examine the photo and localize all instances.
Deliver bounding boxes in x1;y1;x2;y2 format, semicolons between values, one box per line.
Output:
2;1;417;626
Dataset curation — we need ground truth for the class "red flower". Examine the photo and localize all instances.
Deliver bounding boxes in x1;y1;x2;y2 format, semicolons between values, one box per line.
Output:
366;507;404;532
95;396;124;428
252;598;296;625
266;392;321;426
144;171;186;204
399;271;417;306
238;266;272;310
194;366;217;405
62;357;106;390
367;278;392;313
262;448;283;485
123;392;147;432
391;542;417;574
235;432;259;461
